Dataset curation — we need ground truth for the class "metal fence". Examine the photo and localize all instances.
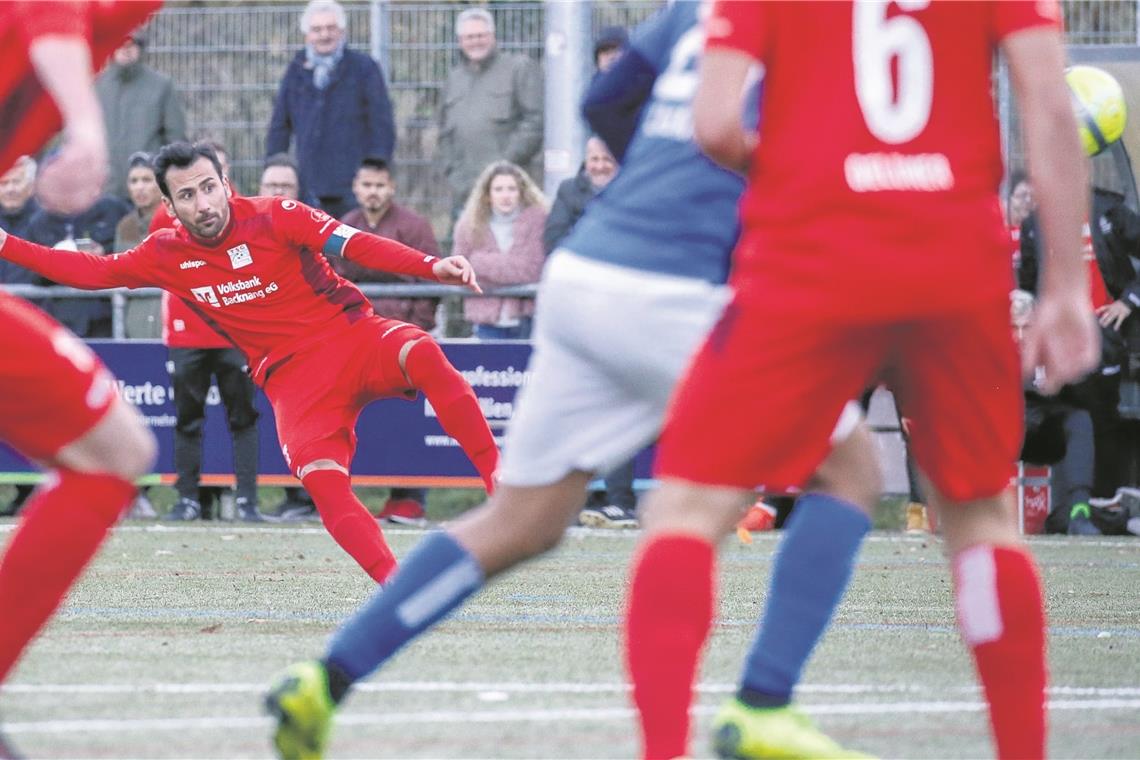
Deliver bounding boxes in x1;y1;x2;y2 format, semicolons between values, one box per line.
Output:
146;1;660;241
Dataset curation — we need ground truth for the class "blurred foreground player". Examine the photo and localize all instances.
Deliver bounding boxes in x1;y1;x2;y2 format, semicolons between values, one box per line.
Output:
626;1;1099;759
0;142;498;585
0;2;161;756
261;4;874;759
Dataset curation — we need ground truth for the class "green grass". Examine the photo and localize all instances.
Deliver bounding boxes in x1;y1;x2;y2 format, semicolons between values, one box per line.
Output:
2;522;1138;759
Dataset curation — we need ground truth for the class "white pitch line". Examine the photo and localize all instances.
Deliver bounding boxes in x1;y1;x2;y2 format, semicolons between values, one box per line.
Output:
7;698;1140;735
5;681;1139;697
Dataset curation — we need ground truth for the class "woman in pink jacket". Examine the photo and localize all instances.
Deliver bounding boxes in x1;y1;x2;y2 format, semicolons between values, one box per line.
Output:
453;161;548;339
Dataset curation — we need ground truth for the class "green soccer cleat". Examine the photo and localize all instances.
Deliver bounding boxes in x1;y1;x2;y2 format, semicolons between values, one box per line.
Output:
265;660;336;760
711;698;874;759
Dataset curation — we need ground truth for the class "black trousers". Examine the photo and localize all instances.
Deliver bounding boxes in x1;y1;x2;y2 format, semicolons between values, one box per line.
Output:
169;347;260;502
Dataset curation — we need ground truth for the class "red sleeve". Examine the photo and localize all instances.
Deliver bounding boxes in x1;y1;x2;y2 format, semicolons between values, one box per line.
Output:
705;0;769;60
274;200;440;280
1;234;154;290
13;2;91;45
148;204;175;234
992;0;1062;41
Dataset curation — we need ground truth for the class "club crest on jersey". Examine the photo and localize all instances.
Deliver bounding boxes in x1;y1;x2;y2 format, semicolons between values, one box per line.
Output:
191;285;220;307
227;243;253;270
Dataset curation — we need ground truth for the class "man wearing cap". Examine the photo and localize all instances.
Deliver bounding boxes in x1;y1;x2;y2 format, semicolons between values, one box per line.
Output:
95;29;187;201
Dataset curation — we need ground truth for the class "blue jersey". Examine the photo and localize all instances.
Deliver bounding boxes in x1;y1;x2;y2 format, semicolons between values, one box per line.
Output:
564;1;746;284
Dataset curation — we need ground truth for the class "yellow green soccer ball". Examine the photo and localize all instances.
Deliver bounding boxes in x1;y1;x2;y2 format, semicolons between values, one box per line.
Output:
1066;65;1127;157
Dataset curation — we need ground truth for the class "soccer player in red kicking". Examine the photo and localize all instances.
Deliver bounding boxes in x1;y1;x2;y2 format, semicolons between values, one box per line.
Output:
0;2;161;756
624;1;1099;758
0;141;499;585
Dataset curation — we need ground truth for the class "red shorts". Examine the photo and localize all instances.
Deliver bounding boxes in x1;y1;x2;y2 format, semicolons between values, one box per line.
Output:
264;316;426;476
0;294;118;462
657;295;1023;502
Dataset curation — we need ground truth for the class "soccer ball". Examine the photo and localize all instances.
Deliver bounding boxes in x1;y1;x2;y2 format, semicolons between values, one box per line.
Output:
1065;65;1127;157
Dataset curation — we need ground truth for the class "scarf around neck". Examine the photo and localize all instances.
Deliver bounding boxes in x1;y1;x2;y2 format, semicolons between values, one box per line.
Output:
305;40;346;90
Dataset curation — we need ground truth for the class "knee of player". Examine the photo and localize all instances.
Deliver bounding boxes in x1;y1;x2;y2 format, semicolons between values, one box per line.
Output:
110;420;158;481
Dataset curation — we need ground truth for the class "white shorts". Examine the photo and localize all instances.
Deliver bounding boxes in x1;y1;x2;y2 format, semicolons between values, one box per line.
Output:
498;250;731;487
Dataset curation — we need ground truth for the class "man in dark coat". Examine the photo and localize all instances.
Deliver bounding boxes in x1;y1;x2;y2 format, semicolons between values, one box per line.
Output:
266;0;396;221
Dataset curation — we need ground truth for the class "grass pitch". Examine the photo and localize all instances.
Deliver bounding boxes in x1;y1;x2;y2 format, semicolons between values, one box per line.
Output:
1;521;1138;759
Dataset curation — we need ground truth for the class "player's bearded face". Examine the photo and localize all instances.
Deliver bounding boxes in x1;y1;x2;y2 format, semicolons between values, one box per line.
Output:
164;157;232;241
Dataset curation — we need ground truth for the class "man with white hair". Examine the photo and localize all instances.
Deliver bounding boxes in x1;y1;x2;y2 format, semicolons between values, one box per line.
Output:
267;0;395;220
0;157;39;251
439;6;543;220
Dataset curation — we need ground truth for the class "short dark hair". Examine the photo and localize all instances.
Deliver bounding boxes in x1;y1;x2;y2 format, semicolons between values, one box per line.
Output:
357;156;391;175
127;151;153;171
154;141;224;198
264;152;300;175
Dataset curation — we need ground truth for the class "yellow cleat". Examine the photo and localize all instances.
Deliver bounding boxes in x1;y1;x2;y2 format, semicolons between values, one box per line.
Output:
711;698;874;759
265;660;336;760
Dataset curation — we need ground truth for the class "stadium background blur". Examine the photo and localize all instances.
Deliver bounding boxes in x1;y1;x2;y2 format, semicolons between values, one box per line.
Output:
137;0;1140;232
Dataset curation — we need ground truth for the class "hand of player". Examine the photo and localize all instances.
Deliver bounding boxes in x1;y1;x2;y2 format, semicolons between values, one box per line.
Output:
1095;300;1133;331
433;255;483;294
1020;292;1100;395
36;126;109;216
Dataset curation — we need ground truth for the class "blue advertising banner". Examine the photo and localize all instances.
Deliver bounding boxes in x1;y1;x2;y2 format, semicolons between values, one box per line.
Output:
1;340;610;487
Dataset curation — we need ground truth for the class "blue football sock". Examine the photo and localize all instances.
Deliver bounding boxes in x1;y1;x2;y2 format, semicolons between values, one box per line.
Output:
737;492;870;708
326;531;484;686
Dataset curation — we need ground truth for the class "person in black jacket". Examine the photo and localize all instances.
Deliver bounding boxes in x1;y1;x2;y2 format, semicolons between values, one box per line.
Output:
542;136;617;255
265;0;395;220
1019;185;1140;502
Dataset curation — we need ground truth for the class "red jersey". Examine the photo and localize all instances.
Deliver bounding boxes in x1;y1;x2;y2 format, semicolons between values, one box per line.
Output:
148;202;230;348
706;0;1060;318
0;1;161;175
1;196;441;384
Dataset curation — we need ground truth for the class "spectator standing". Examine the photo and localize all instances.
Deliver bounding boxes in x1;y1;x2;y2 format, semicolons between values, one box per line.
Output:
95;28;187;201
150;144;264;523
453;161;546;340
266;0;395;221
592;25;629;74
113;152;161;251
0;157;39;241
337;157;442;332
338;156;443;526
543;136;617;255
440;7;543;220
25;193;129;337
0;157;44;295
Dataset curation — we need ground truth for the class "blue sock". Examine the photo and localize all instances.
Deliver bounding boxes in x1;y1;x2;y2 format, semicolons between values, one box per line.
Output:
737;493;870;708
325;531;484;687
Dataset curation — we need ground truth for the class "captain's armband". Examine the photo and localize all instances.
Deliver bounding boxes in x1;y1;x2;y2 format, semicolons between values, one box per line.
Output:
322;224;361;258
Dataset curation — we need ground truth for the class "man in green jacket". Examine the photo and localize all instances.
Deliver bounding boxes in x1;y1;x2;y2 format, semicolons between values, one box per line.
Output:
95;29;187;201
439;7;543;220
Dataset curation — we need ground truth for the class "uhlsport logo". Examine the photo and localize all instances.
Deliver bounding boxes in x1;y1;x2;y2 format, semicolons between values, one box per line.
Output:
180;259;206;270
227;243;253;269
190;285;220;307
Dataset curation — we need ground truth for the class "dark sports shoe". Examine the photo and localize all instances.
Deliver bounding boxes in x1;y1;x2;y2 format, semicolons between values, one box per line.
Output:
236;497;267;523
579;504;638;529
165;497;202;522
378;497;427;527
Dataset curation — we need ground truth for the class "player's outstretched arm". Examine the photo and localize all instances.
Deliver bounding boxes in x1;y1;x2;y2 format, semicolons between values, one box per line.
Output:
1004;26;1100;394
432;255;482;294
0;228;141;290
28;35;108;216
693;49;756;173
